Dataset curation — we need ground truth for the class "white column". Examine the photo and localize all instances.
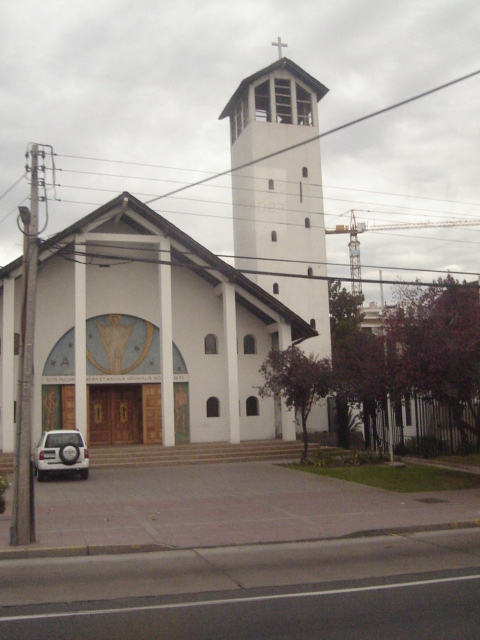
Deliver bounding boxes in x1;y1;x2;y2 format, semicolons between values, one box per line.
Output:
278;322;296;441
221;282;240;444
1;277;15;452
74;238;87;441
159;235;175;447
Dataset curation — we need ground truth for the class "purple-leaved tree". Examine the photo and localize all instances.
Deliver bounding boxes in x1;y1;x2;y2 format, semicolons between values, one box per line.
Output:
384;276;480;447
259;346;333;462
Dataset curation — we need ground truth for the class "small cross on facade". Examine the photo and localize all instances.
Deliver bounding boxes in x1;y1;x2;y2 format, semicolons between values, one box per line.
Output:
272;37;288;60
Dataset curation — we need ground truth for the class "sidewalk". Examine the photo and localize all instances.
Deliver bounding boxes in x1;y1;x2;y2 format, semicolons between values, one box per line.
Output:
1;461;480;559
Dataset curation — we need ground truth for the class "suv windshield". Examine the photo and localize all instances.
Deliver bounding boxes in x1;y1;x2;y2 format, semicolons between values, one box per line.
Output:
45;433;83;448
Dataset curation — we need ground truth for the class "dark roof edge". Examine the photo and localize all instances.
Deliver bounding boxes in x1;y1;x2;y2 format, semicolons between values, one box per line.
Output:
219;57;329;120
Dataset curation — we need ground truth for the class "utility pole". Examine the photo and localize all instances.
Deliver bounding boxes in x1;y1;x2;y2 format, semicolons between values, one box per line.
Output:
10;144;39;545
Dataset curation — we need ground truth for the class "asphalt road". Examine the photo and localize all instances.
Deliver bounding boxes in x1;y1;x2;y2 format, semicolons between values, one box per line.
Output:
1;570;479;639
1;528;480;638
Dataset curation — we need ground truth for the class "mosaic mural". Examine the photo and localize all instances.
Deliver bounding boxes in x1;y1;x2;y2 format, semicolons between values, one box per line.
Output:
42;385;62;432
42;314;187;377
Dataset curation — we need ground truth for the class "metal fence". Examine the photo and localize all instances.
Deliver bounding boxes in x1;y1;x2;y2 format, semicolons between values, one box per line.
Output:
364;395;480;457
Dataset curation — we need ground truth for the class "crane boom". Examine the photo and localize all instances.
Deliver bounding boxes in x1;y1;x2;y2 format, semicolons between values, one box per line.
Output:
368;218;480;231
325;211;480;295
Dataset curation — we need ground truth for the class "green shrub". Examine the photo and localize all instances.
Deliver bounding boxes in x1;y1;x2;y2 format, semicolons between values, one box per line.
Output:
313;448;385;468
0;474;9;515
0;474;9;495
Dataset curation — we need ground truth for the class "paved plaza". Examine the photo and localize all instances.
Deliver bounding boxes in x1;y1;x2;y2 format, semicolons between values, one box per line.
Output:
1;461;480;558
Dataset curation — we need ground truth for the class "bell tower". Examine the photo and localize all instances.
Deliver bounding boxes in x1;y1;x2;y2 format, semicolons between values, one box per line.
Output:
219;53;331;357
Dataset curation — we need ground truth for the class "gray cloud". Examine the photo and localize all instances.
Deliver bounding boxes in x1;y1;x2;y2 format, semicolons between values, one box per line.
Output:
1;0;479;304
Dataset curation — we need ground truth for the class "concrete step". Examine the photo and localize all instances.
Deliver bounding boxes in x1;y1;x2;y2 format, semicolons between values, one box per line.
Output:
0;441;309;474
89;441;306;468
91;451;306;469
0;454;14;476
90;441;303;458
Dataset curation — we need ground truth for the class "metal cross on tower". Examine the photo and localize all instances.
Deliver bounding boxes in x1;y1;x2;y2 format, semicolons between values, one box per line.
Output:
272;37;288;59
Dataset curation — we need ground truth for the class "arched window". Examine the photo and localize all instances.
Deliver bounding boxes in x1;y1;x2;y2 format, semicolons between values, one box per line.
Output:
204;334;218;355
268;179;274;190
310;318;316;330
271;230;277;242
206;397;220;417
302;167;309;178
246;396;259;416
243;334;256;354
307;267;313;277
273;283;279;295
305;217;311;229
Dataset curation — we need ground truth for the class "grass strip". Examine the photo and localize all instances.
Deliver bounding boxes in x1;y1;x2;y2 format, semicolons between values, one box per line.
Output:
292;463;480;493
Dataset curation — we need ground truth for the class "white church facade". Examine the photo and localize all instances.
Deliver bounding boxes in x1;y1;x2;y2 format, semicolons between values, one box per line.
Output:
0;193;316;452
0;54;332;452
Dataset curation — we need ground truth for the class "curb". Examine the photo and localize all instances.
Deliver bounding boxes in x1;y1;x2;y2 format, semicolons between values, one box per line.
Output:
2;520;480;561
0;542;172;561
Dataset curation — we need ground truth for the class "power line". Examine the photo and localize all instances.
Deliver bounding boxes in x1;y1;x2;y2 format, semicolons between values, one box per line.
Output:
52;244;478;289
48;178;480;223
143;68;480;205
4;187;477;254
317;183;480;209
41;195;480;247
55;156;480;209
0;196;30;226
367;229;480;245
74;239;480;278
0;174;26;202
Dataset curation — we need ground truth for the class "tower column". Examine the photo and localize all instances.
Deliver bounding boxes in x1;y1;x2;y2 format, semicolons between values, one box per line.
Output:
74;235;87;441
1;277;15;452
158;234;175;446
278;322;296;441
220;282;240;443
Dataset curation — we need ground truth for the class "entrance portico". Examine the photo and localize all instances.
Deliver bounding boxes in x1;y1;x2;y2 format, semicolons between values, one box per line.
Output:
41;313;190;447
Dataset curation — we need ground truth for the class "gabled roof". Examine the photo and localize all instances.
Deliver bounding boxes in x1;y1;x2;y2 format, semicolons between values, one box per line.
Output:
0;192;317;342
219;57;329;120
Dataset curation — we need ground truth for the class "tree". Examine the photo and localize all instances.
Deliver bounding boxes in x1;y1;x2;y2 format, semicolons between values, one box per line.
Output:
384;276;480;447
329;279;364;336
329;280;387;449
259;346;333;462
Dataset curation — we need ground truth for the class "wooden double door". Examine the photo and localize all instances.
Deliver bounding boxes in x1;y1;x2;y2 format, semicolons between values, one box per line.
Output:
89;384;143;446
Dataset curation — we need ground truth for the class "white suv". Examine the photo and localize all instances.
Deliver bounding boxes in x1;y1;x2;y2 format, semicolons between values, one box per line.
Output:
34;430;89;481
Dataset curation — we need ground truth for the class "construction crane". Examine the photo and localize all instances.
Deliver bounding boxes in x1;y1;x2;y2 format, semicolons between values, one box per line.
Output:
326;210;480;295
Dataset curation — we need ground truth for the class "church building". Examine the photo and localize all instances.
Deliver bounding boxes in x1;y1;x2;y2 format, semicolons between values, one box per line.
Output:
0;52;331;452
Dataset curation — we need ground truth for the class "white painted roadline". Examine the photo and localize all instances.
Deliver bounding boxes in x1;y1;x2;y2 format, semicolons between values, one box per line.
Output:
1;573;480;623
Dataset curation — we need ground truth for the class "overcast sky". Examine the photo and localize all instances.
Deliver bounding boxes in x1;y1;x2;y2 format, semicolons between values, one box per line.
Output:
1;0;479;305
